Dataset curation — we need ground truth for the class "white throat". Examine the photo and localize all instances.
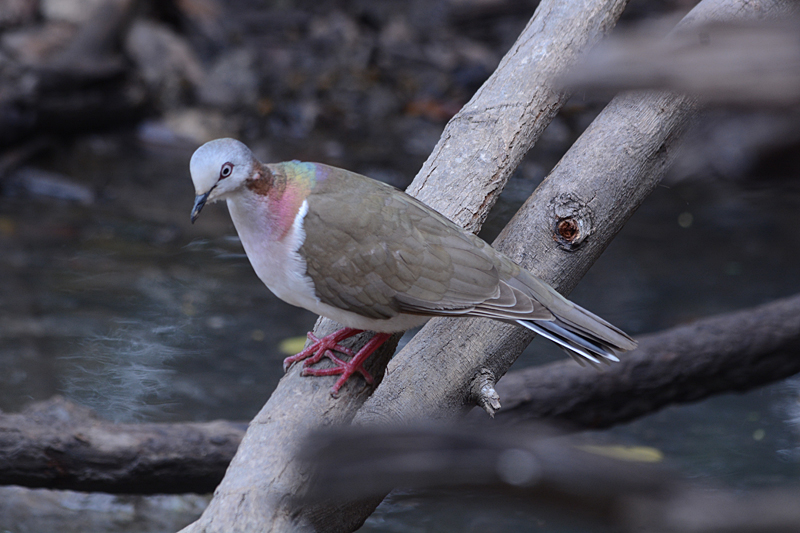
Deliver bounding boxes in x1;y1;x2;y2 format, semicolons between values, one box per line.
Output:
227;195;319;310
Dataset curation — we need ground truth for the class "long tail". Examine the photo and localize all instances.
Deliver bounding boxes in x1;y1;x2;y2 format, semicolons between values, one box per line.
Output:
518;318;623;366
510;271;637;366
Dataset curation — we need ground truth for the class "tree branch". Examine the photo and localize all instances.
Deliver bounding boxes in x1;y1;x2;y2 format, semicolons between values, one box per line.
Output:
0;397;244;494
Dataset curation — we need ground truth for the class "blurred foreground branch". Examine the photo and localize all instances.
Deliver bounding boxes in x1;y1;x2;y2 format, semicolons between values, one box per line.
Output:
564;18;800;106
301;423;800;533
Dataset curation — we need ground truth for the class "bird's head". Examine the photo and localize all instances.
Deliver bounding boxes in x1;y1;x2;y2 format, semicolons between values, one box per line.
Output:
189;138;257;223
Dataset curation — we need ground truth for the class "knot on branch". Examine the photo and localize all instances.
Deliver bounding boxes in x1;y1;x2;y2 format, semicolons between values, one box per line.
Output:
470;368;501;417
550;193;594;250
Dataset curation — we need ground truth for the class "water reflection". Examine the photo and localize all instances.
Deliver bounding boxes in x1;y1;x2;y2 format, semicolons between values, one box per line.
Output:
61;319;186;422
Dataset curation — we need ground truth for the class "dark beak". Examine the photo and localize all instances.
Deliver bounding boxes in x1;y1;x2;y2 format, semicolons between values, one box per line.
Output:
191;192;210;224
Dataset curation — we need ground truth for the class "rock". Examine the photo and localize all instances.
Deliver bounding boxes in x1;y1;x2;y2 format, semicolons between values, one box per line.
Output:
0;0;38;29
173;0;225;44
7;167;95;205
124;20;205;110
197;48;259;108
0;485;209;533
40;0;109;24
0;22;77;64
162;108;241;145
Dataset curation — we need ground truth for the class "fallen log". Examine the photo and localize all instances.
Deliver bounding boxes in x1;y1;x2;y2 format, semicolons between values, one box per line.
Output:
0;396;244;494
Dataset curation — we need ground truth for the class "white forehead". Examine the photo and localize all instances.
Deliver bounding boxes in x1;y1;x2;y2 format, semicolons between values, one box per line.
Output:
189;138;254;193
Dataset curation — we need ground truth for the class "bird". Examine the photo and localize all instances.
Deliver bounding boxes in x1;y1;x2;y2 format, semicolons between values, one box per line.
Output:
189;138;637;396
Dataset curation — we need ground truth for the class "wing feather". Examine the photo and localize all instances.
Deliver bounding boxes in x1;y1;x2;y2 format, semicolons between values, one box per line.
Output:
296;162;634;366
300;166;545;320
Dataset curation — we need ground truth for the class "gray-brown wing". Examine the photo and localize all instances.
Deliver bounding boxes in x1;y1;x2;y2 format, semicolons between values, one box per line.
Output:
299;165;551;322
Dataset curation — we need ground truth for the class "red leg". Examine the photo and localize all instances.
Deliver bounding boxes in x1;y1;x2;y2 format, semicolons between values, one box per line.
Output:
283;327;392;397
282;327;360;372
304;332;392;397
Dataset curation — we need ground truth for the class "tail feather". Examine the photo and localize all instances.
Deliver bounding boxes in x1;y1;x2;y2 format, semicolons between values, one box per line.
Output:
505;269;636;366
516;313;634;366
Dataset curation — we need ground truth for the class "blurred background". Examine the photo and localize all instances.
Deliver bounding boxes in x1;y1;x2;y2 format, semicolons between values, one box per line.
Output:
1;0;800;531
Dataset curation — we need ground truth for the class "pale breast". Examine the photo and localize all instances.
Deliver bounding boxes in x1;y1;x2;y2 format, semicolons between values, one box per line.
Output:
226;194;428;333
227;195;318;310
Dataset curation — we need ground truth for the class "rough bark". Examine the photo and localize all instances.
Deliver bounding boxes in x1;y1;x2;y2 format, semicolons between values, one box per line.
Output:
180;1;630;531
0;396;244;494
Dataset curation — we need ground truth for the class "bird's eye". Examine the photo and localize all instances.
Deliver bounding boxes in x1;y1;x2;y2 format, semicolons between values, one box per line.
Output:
220;162;234;179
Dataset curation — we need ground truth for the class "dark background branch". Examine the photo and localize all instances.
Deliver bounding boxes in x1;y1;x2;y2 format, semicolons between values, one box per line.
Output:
0;397;244;494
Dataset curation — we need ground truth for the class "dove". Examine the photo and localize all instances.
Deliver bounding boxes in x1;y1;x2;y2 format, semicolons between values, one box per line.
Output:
190;138;636;396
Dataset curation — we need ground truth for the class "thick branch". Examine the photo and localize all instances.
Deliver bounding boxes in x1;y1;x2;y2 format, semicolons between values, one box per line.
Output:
0;397;244;494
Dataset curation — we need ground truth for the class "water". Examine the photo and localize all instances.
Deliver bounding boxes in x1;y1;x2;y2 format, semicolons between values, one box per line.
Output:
1;125;800;531
1;138;316;422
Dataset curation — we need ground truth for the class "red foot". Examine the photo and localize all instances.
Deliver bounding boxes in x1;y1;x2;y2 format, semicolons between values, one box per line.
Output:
283;328;392;397
283;327;359;371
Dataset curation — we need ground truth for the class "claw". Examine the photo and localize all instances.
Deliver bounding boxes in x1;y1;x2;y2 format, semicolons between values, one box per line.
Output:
282;328;391;396
283;328;359;372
